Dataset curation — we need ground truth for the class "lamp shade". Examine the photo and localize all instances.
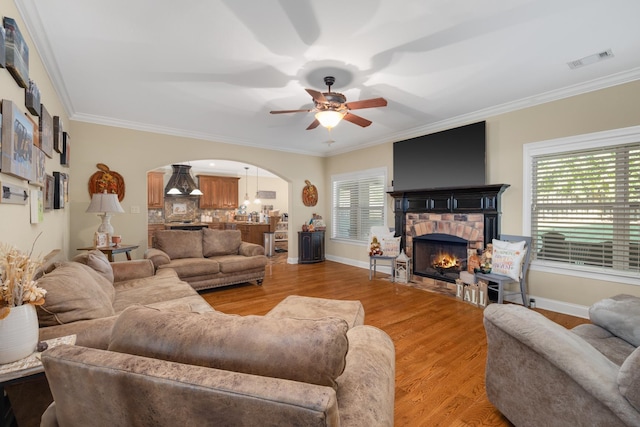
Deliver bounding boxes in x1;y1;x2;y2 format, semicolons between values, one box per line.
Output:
86;191;125;214
315;110;344;129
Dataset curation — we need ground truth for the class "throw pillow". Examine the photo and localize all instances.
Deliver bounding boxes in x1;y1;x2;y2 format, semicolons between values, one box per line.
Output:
202;228;242;257
619;346;640;412
590;294;640;347
491;239;527;281
154;230;204;260
72;250;114;284
381;236;401;257
109;305;349;389
36;262;115;327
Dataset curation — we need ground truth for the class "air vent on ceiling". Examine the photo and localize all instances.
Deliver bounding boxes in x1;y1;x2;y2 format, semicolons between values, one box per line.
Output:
568;49;614;69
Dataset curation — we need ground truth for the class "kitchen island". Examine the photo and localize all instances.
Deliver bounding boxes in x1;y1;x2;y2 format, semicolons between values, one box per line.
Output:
148;221;276;248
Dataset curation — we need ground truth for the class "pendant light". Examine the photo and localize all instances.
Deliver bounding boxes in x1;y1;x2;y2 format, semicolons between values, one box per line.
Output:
253;167;261;204
243;167;250;206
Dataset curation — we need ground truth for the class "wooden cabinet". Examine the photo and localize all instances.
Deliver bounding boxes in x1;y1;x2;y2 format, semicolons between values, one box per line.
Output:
197;175;239;209
147;172;165;208
298;231;325;264
235;223;271;246
147;224;165;247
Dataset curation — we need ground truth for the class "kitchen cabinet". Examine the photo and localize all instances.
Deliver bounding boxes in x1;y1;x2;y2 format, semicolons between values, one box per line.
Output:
235;223;274;246
298;231;325;264
197;175;239;209
147;172;165;209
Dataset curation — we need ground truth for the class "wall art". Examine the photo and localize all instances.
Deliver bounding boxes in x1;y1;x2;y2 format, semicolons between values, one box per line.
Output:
25;79;40;116
53;171;67;209
3;17;29;88
26;113;39;149
88;163;125;201
302;179;318;206
1;99;33;181
60;131;70;166
39;104;53;158
44;174;54;211
53;116;63;153
31;146;45;188
0;26;6;68
0;181;28;205
30;188;43;224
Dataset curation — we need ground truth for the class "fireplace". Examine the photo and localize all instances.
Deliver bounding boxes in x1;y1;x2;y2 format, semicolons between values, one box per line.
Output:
388;184;509;291
414;234;468;283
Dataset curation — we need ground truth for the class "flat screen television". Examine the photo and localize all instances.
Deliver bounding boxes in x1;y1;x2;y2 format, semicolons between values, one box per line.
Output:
392;121;486;192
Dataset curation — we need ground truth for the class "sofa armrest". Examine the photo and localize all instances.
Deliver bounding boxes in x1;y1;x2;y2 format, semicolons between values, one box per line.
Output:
484;304;640;427
144;248;171;268
336;326;395;427
39;315;119;350
111;259;155;282
239;242;265;256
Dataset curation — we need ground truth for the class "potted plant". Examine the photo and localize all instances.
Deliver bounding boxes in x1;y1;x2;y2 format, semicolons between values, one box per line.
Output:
0;244;47;364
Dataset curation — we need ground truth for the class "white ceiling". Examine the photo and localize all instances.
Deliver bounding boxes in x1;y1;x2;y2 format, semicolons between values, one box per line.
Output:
15;0;640;159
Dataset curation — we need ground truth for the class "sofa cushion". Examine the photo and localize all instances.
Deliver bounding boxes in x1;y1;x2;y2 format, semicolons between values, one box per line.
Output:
36;262;115;327
157;258;221;277
108;305;349;389
202;229;242;257
72;250;114;284
589;294;640;347
213;254;267;274
154;230;204;260
619;346;640;411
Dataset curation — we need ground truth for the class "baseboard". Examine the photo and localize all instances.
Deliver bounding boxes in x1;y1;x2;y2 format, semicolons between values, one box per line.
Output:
326;255;590;319
503;294;589;319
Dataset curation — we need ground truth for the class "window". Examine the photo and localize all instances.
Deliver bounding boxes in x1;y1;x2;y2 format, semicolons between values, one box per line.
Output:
331;168;387;243
523;126;640;284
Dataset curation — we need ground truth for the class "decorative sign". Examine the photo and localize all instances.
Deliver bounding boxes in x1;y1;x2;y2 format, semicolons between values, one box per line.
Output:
302;180;318;207
88;163;125;201
0;181;29;205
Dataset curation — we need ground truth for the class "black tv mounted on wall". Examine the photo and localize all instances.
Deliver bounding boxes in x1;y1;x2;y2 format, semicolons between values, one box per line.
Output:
392;121;486;192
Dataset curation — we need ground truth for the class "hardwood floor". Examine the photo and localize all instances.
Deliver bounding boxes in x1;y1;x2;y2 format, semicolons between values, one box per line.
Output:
199;259;589;427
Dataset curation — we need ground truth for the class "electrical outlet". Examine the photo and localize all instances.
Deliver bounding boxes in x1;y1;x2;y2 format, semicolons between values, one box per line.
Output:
130;205;140;214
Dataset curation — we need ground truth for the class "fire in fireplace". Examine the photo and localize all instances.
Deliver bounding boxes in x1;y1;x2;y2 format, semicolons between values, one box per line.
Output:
413;234;468;283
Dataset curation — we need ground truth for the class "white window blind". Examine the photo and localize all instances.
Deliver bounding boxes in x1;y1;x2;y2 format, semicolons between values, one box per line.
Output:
331;168;386;242
531;142;640;274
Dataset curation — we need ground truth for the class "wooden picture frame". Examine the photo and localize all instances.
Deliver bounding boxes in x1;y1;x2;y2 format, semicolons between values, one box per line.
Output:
53;116;63;153
94;232;109;248
39;104;54;158
44;174;54;211
3;17;29;88
1;99;34;181
60;132;70;166
53;171;66;209
26;113;39;150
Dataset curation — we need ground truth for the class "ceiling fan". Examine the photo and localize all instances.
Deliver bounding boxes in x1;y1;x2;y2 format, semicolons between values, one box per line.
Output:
270;76;387;130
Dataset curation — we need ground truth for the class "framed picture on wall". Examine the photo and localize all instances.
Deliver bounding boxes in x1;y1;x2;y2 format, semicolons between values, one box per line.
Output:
39;104;54;158
60;131;70;166
30;147;45;187
53;116;63;153
25;80;40;116
53;171;66;209
1;99;34;181
3;17;29;88
44;174;55;211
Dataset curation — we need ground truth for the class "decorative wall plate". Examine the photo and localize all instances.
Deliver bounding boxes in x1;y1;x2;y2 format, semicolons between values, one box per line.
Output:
88;163;125;201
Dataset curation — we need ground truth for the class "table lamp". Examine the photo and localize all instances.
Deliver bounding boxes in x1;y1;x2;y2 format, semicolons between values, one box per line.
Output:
86;191;125;237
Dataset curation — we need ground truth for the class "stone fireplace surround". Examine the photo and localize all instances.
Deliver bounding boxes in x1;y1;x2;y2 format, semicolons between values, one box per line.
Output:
389;184;509;290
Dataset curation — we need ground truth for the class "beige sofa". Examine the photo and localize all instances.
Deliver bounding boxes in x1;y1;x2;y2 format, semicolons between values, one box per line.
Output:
484;295;640;427
145;228;267;291
6;251;395;427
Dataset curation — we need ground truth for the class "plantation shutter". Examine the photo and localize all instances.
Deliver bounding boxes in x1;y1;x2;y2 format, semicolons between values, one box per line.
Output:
530;142;640;273
332;170;386;242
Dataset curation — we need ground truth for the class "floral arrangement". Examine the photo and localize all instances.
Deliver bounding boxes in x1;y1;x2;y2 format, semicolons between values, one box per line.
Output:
0;244;47;320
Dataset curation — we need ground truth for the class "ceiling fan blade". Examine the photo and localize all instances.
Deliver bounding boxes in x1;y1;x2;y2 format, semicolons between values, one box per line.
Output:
306;119;320;130
345;97;388;110
270;109;312;114
343;113;372;128
305;89;327;103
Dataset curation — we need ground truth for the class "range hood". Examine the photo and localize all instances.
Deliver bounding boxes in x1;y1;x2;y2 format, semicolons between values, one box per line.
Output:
164;164;203;196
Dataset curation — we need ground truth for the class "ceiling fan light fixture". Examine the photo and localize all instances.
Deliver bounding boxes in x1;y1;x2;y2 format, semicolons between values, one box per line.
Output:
315;110;344;129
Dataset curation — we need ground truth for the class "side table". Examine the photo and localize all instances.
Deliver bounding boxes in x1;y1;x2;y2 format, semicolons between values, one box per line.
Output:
77;244;139;262
369;255;396;281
